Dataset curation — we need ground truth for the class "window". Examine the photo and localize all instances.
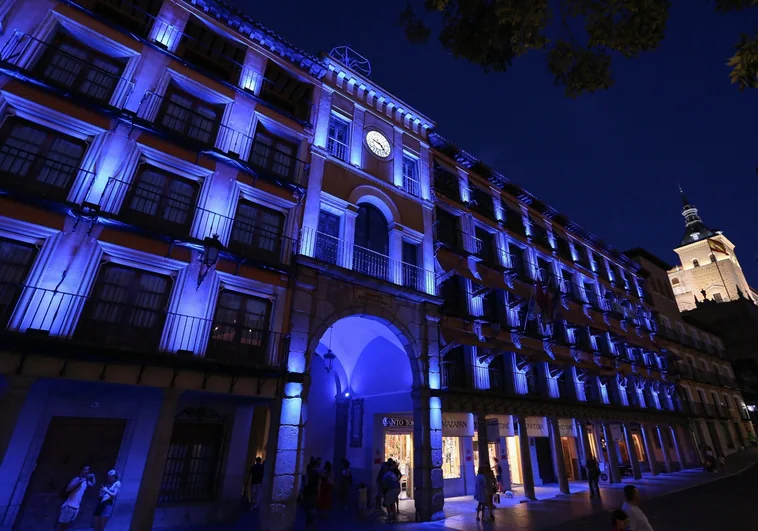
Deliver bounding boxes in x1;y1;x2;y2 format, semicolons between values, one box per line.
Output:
474;226;496;265
229;201;285;263
671;277;680;285
35;32;126;103
401;154;420;196
180;17;245;83
208;291;271;365
326;115;350;161
249;130;299;182
401;241;421;290
710;253;717;263
260;62;313;121
159;421;224;504
433;161;460;202
435;207;460;250
692;259;700;268
122;166;198;235
508;244;528;281
315;209;340;265
713;293;724;302
441;437;461;479
157;87;223;145
503;203;524;235
0;118;86;199
470;186;494;219
0;238;37;326
78;264;171;350
354;204;389;278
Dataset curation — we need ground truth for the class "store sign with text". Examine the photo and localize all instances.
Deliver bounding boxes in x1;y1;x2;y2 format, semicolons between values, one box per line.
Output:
558;419;577;437
474;415;516;438
525;416;549;437
382;413;474;437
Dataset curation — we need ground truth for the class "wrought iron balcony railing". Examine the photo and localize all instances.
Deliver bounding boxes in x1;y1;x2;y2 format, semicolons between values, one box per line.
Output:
0;31;134;108
0;144;93;202
298;227;436;295
0;282;289;370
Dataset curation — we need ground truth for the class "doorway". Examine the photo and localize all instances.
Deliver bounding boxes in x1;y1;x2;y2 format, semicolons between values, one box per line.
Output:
472;441;497;476
534;437;556;483
506;436;522;485
560;437;575;480
385;432;413;499
14;417;127;530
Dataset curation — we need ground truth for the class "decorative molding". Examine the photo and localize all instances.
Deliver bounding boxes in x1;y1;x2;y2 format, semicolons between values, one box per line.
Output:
543;338;556;360
98;241;188;275
510;329;523;350
0;215;60;243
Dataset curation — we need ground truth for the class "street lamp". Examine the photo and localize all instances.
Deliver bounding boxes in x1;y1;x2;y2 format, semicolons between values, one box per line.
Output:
197;234;223;288
323;327;336;373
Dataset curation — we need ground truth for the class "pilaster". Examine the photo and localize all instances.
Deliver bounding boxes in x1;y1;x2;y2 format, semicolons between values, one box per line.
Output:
670;425;686;471
517;416;536;500
548;417;570;494
602;423;622;484
350;105;365;168
641;424;660;476
412;388;444;521
657;425;673;473
622;424;642;479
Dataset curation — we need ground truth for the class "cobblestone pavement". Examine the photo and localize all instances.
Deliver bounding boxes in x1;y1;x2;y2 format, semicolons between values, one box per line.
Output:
177;449;758;531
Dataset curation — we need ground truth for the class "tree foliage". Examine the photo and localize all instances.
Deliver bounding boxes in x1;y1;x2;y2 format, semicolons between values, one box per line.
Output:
400;0;758;97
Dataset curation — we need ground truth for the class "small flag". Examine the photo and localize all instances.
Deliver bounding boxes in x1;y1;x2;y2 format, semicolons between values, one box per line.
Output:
708;239;728;256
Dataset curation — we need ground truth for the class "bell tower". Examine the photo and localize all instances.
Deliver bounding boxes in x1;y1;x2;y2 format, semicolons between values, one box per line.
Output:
667;188;753;311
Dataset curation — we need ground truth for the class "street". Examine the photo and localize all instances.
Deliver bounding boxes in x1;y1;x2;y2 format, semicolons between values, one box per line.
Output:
548;465;756;530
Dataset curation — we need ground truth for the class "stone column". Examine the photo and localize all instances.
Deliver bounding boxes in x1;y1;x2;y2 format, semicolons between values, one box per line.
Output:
497;433;512;490
601;423;622;484
0;376;36;467
670;425;686;471
517;416;536;500
218;404;254;521
312;85;334;150
129;388;182;531
259;383;307;531
476;413;490;471
622;424;642;479
656;426;673;473
412;388;444;521
641;424;660;476
548;417;570;494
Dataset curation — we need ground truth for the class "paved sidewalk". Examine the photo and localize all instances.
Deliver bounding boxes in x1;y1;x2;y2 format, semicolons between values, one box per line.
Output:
178;449;758;531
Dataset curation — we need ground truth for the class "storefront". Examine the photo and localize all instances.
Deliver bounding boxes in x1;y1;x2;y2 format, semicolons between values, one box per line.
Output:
557;418;579;480
525;416;555;485
375;413;474;499
473;415;521;487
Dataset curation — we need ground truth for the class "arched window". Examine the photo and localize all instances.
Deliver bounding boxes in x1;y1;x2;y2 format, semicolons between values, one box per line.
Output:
672;277;680;285
710;253;717;263
692;259;700;268
354;203;389;276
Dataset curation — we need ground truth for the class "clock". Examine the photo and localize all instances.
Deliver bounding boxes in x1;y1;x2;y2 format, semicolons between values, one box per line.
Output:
365;130;392;158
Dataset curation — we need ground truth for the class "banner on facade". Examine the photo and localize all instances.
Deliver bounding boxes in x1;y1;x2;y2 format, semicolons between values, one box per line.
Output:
558;419;577;438
525;416;549;437
442;413;474;437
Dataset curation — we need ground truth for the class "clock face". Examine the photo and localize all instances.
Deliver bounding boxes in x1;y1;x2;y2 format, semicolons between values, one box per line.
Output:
365;130;392;158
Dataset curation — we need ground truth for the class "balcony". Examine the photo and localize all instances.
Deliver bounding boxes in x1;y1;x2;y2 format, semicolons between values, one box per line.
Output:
0;145;92;203
298;227;436;295
718;374;738;388
433;163;461;202
83;0;160;36
0;283;289;370
0;31;133;108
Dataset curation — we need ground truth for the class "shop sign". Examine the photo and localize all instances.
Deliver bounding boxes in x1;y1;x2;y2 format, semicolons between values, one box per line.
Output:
442;413;474;437
478;415;515;437
525;416;549;437
558;419;577;438
383;417;413;428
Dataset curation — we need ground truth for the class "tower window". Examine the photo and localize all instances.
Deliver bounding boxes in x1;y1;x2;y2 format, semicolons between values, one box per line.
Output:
692;259;699;268
671;278;680;285
710;253;717;263
713;293;723;302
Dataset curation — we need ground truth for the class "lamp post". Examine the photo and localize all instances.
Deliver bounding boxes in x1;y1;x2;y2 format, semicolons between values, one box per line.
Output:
197;235;223;288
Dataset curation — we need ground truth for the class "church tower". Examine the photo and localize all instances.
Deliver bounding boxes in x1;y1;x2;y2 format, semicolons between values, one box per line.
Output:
667;188;753;311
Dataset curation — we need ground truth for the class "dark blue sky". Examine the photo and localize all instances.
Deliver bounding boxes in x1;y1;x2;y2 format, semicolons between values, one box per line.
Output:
231;1;758;283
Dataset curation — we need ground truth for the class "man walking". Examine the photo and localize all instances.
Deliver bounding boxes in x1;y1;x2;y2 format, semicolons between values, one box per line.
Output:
585;456;601;499
621;485;654;531
58;465;95;530
248;457;264;509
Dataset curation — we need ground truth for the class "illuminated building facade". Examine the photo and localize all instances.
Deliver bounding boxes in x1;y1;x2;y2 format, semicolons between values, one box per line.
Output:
627;249;755;456
0;1;722;530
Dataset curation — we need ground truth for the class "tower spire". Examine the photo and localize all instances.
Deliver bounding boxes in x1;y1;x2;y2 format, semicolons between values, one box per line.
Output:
676;186;715;246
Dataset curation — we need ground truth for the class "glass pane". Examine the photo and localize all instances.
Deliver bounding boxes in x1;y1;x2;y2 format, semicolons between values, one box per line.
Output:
43;43;86;88
162;178;195;225
130;169;165;217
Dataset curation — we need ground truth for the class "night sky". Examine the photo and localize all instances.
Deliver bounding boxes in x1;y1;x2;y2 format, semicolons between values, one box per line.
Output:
230;1;758;283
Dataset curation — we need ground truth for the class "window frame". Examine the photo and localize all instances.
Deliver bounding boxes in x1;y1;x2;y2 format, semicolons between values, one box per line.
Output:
228;199;286;263
326;113;350;161
156;85;224;146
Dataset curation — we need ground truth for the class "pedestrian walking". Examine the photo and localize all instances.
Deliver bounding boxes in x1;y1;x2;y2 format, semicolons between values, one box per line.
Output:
611;509;629;531
303;457;321;530
474;466;495;521
248;457;264;509
492;458;503;493
621;485;654;531
382;464;401;523
586;456;601;499
317;460;334;517
57;465;96;530
375;459;391;512
93;470;120;531
339;458;352;509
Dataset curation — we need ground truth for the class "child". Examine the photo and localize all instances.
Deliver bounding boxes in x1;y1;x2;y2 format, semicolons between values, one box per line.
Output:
356;482;367;520
611;509;629;531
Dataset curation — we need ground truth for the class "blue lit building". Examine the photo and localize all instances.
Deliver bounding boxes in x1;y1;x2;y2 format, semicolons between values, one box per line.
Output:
0;1;727;530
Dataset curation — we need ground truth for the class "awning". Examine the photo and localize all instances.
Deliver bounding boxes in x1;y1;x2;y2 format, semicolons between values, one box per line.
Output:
436;248;481;284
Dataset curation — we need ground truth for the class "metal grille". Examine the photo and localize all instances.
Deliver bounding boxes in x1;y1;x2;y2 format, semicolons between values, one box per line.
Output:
124;167;197;234
159;421;224;504
326;116;349;161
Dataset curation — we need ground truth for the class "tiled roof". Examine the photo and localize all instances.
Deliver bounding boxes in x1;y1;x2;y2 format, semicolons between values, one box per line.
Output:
183;0;327;78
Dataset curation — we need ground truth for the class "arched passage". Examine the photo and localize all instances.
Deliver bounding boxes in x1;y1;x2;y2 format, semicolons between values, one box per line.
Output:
304;311;424;503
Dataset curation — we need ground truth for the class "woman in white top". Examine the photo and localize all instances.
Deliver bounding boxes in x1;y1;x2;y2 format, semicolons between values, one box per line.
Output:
93;470;121;531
